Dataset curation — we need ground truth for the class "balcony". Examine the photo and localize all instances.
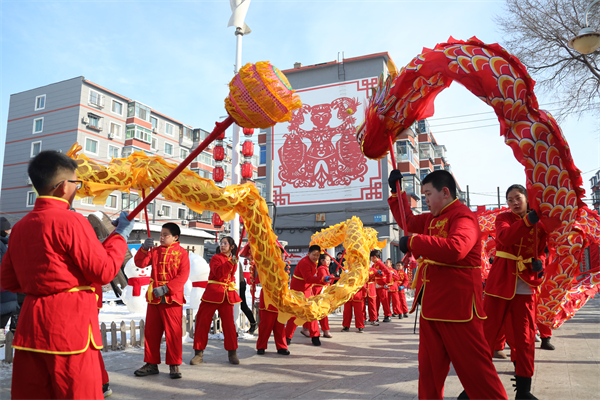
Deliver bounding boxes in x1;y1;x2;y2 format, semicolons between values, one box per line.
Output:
402;174;421;200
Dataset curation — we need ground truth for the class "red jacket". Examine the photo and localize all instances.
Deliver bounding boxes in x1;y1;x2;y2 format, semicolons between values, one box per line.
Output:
372;260;392;288
201;253;242;305
485;211;547;300
389;269;409;292
290;256;323;297
312;265;331;296
365;267;378;297
134;242;190;305
0;197;127;353
389;193;485;322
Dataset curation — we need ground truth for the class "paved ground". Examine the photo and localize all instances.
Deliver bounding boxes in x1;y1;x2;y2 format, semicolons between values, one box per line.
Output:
1;296;599;399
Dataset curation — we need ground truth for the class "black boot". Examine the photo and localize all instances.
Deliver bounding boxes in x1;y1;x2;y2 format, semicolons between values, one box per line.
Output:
540;337;555;350
512;375;538;399
311;336;321;346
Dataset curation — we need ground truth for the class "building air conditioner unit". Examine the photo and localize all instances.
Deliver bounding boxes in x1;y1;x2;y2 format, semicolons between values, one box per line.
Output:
108;132;115;139
181;220;188;226
82;117;89;124
98;126;103;131
26;177;32;185
157;210;164;216
152;127;158;133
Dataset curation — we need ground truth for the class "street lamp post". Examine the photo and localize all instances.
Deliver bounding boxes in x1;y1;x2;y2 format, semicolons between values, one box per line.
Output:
568;0;600;54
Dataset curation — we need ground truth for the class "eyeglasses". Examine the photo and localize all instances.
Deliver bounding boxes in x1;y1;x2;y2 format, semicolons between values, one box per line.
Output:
54;180;83;190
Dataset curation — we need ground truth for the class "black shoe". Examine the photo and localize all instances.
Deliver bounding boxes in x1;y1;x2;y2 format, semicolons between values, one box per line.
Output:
257;349;266;355
357;328;364;333
383;316;391;322
311;337;321;346
512;375;538;399
169;365;182;379
341;327;350;332
457;389;469;399
398;314;404;319
277;348;290;355
403;313;408;317
540;337;555;350
392;314;399;317
134;363;159;377
102;383;112;398
286;338;291;345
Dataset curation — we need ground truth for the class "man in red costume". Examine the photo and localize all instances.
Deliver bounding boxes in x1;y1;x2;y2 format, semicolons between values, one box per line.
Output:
365;268;379;326
91;282;112;397
390;261;410;319
388;169;507;400
0;151;133;399
372;250;392;322
285;245;331;346
133;223;190;379
483;184;547;399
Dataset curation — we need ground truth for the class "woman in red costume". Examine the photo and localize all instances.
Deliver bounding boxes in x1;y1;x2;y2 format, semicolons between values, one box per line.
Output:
191;236;242;365
313;253;333;338
483;184;547;400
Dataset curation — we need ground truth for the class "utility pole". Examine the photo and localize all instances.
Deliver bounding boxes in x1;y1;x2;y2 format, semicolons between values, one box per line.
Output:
497;187;501;209
467;185;470;208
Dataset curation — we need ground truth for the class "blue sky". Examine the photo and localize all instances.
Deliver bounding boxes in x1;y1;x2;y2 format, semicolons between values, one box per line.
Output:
1;0;597;207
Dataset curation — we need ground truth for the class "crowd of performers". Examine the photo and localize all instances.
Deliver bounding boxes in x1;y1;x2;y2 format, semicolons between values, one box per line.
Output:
0;150;556;400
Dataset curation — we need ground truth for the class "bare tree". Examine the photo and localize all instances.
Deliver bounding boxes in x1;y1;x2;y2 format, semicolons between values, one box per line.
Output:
497;0;599;120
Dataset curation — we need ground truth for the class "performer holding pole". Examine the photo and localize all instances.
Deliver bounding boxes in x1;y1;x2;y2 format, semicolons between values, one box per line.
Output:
388;169;507;400
483;184;546;400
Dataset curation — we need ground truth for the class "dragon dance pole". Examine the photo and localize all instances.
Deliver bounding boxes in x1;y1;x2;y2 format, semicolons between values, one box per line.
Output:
127;116;234;221
141;189;151;238
387;135;408;234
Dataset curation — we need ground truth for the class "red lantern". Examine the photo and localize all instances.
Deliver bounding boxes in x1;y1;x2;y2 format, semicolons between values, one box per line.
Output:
242;141;254;157
213;146;225;161
243;128;254;136
213;166;224;182
241;163;253;179
212;213;223;228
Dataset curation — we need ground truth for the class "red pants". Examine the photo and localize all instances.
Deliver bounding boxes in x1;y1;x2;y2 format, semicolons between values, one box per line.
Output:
98;350;109;385
390;290;409;314
257;309;287;350
145;302;183;365
366;296;377;321
419;316;507;400
12;347;103;399
285;317;319;339
484;294;536;378
537;321;552;338
318;316;330;331
343;301;365;328
194;300;238;351
375;288;391;318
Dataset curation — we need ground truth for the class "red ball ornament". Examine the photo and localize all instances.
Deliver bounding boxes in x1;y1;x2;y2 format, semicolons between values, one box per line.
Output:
212;213;223;228
241;163;253;179
213;146;225;161
242;128;254;136
213;166;224;182
242;141;254;157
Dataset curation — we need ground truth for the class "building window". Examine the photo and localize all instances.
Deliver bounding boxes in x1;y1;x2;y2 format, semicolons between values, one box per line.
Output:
151;117;158;130
434;165;442;171
85;138;99;155
26;191;37;207
88;114;101;129
161;205;171;217
33;117;43;134
178;208;186;219
180;148;188;159
35;95;46;111
108;145;120;159
165;123;174;136
110;122;121;138
105;194;117;209
198;152;214;166
89;90;104;107
260;146;266;165
31;141;42;158
111;100;123;115
183;127;193;140
151;137;157;151
165;143;173;156
125;125;151;143
421;196;429;212
81;197;94;205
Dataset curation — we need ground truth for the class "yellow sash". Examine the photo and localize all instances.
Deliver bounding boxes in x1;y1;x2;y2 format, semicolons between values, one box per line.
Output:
495;251;532;272
292;274;304;281
64;286;95;293
411;258;480;289
208;280;237;291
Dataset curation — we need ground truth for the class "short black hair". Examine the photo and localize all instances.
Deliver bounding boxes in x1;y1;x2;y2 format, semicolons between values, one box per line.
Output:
370;249;381;259
162;223;181;240
309;244;321;253
422;170;457;200
28;150;78;194
506;184;527;199
318;253;331;265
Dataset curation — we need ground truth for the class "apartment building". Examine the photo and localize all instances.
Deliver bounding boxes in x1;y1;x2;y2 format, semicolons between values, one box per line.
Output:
1;77;258;253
